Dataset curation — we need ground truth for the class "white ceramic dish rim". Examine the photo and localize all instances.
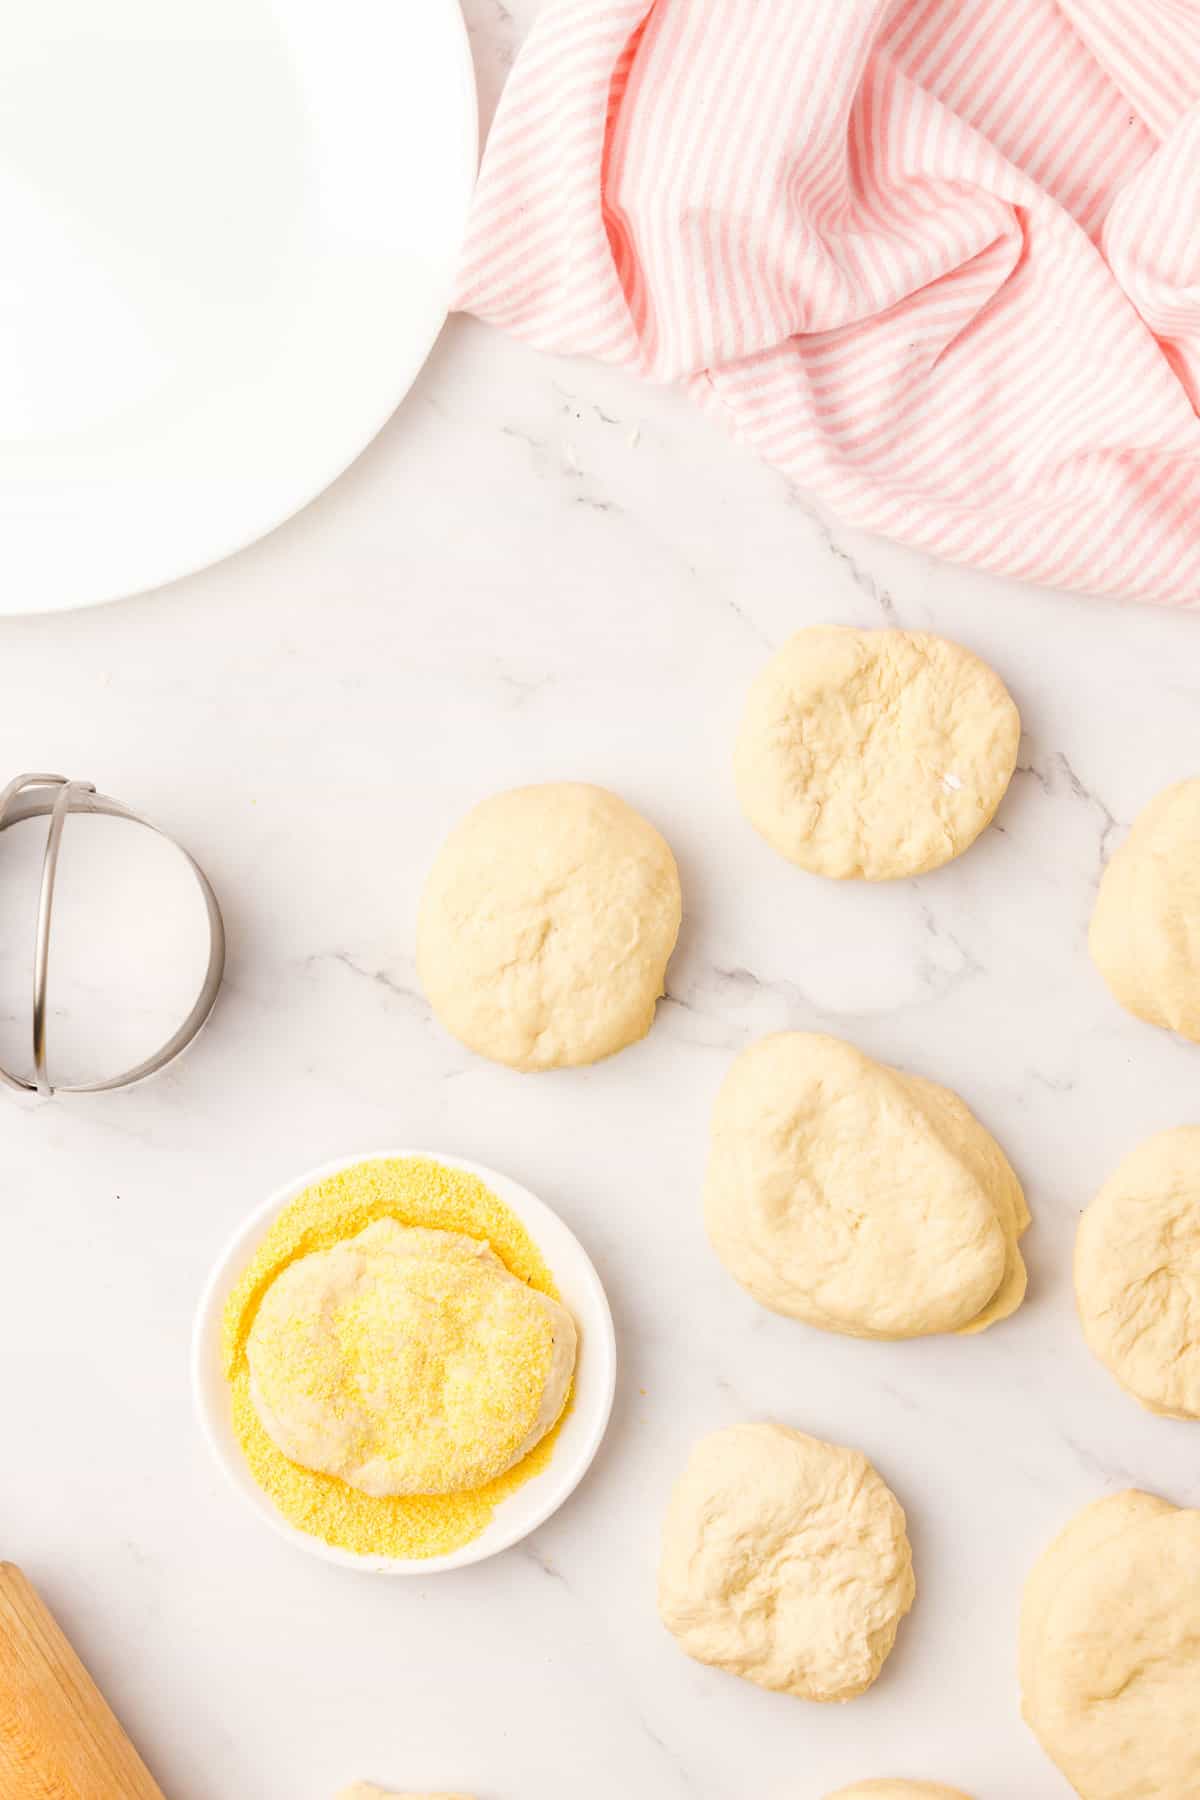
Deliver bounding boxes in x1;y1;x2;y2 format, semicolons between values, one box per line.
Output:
192;1147;617;1574
4;0;479;615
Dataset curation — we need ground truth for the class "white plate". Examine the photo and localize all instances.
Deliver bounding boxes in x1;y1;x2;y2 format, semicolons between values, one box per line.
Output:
0;0;477;614
192;1149;618;1574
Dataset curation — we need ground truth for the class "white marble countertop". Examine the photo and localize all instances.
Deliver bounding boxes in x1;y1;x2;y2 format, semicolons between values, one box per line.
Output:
3;6;1200;1796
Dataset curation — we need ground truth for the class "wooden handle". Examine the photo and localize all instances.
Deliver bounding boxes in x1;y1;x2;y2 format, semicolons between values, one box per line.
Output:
0;1563;166;1799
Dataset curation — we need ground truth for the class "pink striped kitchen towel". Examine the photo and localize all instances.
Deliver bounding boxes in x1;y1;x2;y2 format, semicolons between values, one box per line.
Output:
456;0;1200;607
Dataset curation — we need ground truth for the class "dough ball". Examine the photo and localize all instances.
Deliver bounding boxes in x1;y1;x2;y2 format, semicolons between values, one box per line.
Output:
337;1789;473;1799
825;1787;973;1799
1075;1127;1200;1419
734;626;1019;880
657;1422;914;1702
705;1033;1029;1339
417;782;681;1071
1018;1491;1173;1701
338;1790;473;1800
1021;1491;1200;1799
1090;778;1200;1041
248;1221;576;1497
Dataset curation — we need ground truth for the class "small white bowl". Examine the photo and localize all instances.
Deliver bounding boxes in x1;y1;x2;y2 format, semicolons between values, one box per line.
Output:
192;1147;617;1574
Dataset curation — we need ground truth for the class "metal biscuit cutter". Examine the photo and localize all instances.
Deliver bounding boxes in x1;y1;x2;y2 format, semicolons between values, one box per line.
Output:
0;773;225;1097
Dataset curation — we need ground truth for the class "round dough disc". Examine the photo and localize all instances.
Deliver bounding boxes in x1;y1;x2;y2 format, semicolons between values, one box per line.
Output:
704;1033;1029;1339
657;1422;914;1702
338;1790;474;1800
826;1787;973;1799
734;626;1019;880
1090;778;1200;1041
247;1221;576;1496
1075;1127;1200;1419
417;782;682;1070
337;1789;474;1799
1022;1494;1200;1800
1019;1492;1173;1703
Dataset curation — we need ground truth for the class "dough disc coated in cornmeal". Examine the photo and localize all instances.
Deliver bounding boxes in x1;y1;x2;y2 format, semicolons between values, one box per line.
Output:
735;626;1019;880
417;782;681;1071
658;1422;914;1702
1075;1127;1200;1418
1090;778;1200;1041
248;1221;576;1497
825;1786;974;1799
705;1033;1029;1339
1021;1492;1200;1800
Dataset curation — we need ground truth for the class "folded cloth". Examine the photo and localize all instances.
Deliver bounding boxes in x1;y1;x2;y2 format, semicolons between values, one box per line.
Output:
456;0;1200;607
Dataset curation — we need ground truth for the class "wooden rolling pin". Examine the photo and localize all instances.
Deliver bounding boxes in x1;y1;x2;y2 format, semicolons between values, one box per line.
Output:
0;1563;166;1798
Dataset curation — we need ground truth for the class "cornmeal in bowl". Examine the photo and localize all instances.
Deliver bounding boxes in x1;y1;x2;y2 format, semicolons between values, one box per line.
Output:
222;1157;576;1558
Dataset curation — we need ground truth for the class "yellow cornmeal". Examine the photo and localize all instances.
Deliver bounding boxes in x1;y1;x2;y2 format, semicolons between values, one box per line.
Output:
222;1157;571;1558
247;1221;558;1494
